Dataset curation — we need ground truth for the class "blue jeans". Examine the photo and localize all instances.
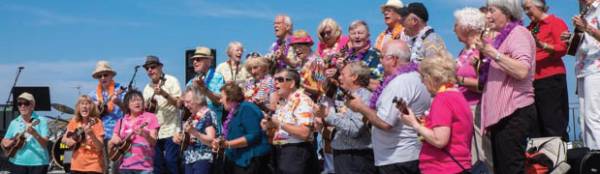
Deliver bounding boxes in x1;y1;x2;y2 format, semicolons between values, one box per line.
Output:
185;160;211;174
153;137;180;174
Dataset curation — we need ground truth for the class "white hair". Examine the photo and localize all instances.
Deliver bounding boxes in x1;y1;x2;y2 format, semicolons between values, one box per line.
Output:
276;14;293;32
523;0;548;12
349;20;370;33
227;41;243;57
454;7;486;31
384;42;410;62
487;0;524;21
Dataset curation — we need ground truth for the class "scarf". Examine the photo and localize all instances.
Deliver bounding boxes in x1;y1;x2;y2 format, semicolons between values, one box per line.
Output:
478;21;521;89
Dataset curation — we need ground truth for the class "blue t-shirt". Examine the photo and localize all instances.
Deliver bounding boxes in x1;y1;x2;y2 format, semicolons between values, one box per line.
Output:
183;110;217;164
186;69;225;133
89;83;125;140
4;112;50;166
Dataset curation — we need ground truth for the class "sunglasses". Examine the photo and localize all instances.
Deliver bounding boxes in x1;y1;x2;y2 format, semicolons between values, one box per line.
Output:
98;73;112;78
274;77;293;83
17;101;30;107
145;65;159;70
192;57;210;62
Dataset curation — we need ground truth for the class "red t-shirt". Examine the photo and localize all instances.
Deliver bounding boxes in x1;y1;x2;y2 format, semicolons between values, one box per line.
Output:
419;91;473;174
527;14;569;80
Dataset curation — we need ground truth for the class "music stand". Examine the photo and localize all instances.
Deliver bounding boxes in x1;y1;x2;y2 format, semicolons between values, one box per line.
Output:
11;86;51;111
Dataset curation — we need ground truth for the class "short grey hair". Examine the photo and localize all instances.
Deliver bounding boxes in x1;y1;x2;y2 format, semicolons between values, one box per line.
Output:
454;7;486;32
276;14;293;32
487;0;524;21
384;42;410;62
523;0;548;12
184;85;207;107
344;62;371;87
348;20;370;33
227;41;243;57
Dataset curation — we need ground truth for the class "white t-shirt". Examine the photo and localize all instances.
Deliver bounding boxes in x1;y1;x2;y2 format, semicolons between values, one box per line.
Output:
372;71;431;166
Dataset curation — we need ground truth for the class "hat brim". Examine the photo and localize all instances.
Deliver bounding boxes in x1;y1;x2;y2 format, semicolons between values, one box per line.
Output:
92;70;117;79
142;62;163;69
190;54;213;59
381;5;402;12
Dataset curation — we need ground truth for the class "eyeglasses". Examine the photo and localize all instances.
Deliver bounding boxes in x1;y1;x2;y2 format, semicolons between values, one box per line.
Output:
17;101;30;107
274;77;293;83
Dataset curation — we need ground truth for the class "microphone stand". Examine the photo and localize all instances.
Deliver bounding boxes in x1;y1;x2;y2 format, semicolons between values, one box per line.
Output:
127;65;140;92
3;67;24;131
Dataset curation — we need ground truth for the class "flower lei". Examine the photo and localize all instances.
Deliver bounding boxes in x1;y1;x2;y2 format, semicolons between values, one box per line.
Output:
478;21;521;89
272;37;291;69
369;62;419;109
346;41;371;63
222;102;239;139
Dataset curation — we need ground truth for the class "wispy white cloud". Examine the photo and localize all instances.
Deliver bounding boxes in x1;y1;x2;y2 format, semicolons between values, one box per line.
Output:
0;3;148;27
139;0;276;20
0;57;146;113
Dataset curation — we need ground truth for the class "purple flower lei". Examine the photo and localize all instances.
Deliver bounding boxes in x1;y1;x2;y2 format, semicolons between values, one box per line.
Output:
346;41;371;62
369;62;419;109
272;37;291;69
478;21;521;88
221;102;239;139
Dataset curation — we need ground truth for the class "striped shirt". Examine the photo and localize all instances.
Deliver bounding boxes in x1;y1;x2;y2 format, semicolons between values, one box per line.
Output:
481;26;536;131
324;87;372;150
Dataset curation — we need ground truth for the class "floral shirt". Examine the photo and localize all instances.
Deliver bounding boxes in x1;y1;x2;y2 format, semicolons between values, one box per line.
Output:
113;112;160;171
300;53;327;95
346;47;384;81
89;82;125;140
244;75;275;103
272;90;315;145
183;109;217;164
403;26;449;63
576;1;600;78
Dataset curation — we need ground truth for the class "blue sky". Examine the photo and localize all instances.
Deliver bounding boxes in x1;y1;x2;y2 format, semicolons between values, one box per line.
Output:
0;0;580;112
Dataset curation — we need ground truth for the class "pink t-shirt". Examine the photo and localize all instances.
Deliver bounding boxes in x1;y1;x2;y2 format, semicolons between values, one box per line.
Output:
419;91;473;174
113;112;160;171
456;48;481;105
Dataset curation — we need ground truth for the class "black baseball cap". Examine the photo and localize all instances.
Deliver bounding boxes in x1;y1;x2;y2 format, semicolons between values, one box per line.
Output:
398;2;429;22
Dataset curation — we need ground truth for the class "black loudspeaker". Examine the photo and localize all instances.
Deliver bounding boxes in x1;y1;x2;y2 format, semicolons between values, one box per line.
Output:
185;48;217;83
11;86;51;111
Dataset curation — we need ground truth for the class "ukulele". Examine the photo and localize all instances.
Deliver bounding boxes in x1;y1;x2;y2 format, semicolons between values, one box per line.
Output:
109;122;149;161
257;103;276;144
146;75;166;113
393;97;425;140
178;108;192;157
567;7;589;56
3;119;39;158
66;118;97;150
98;86;126;117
